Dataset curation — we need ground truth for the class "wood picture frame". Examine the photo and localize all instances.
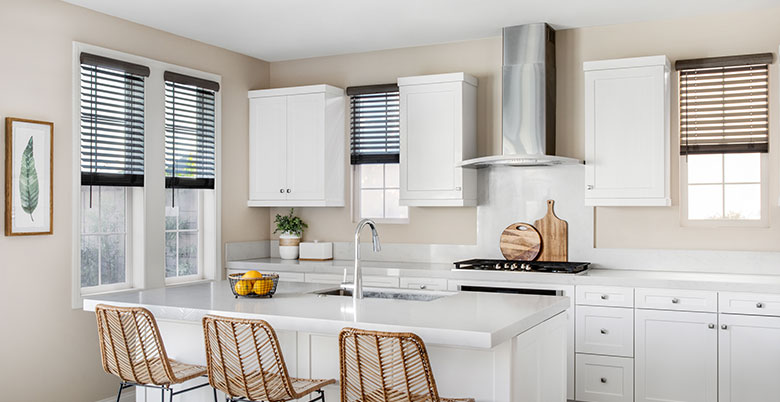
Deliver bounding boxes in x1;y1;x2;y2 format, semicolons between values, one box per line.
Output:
5;117;54;236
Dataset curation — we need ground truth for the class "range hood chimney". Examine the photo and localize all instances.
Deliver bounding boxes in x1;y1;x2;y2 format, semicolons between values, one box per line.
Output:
459;23;581;168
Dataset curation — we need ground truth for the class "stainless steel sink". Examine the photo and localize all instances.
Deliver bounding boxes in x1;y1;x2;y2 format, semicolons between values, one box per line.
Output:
314;287;451;302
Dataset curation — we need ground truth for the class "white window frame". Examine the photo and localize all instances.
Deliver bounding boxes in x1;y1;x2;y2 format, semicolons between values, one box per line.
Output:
78;186;135;294
164;189;205;285
680;153;769;227
351;163;409;224
71;43;222;308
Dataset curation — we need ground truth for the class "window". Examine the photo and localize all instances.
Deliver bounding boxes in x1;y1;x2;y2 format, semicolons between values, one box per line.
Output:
79;53;149;292
347;84;407;222
355;163;408;221
73;44;222;307
164;71;219;281
677;53;771;224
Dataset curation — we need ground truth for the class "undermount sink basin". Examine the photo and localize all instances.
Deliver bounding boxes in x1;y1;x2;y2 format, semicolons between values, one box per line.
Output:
314;287;452;302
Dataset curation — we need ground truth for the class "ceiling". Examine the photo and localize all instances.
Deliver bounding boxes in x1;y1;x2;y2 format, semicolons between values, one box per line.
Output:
64;0;778;62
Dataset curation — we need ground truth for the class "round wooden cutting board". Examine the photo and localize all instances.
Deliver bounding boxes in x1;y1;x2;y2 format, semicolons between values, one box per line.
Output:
500;222;542;261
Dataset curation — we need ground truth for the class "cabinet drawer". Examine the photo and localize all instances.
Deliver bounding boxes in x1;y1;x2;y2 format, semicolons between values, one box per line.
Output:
304;273;343;285
577;286;634;307
720;292;780;316
400;277;448;291
576;354;634;402
576;306;634;357
635;288;717;312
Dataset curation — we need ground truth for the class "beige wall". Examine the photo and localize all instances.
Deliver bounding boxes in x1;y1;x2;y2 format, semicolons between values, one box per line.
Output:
269;38;503;244
0;1;269;400
556;6;780;251
270;5;780;251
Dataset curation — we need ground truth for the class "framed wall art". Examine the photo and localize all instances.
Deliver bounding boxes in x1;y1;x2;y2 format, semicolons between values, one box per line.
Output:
5;117;54;236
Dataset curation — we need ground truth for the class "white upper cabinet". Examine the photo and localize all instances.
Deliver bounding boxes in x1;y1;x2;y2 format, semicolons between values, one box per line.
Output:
247;85;345;207
398;73;477;207
584;56;671;206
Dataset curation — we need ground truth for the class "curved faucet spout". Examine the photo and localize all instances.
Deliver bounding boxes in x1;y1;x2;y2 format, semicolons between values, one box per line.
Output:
351;219;381;300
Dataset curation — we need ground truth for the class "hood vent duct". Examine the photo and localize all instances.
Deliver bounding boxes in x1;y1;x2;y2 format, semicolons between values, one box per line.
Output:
460;23;581;168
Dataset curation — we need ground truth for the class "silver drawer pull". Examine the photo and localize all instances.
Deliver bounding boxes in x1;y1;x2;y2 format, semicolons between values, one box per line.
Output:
671;298;680;304
600;377;607;384
757;302;764;308
708;323;715;329
721;324;728;330
600;328;608;335
600;295;608;300
279;188;284;193
587;185;594;190
419;285;427;290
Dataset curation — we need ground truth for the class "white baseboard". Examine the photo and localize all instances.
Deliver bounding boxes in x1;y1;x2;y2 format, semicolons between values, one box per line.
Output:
96;386;134;402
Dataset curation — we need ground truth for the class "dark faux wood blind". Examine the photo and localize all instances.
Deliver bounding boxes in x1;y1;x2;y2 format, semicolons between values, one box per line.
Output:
347;84;400;164
80;55;146;187
164;73;218;190
678;53;772;155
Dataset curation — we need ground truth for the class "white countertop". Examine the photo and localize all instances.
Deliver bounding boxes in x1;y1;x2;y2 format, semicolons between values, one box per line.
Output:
227;258;780;293
82;281;569;349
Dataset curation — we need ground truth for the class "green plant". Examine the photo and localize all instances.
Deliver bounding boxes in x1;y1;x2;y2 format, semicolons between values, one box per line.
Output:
19;137;39;221
274;208;308;237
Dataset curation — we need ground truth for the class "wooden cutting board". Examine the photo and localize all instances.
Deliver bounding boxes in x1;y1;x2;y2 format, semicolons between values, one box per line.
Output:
499;222;542;261
534;200;568;262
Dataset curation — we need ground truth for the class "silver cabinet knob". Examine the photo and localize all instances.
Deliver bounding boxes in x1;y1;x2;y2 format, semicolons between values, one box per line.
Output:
708;323;715;329
419;285;427;290
757;302;764;308
279;188;284;193
587;185;594;190
721;324;728;330
455;186;462;191
600;378;607;384
600;294;609;300
286;189;291;193
671;298;680;304
600;328;608;335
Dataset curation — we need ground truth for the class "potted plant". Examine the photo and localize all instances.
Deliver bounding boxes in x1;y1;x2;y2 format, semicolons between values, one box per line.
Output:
274;208;308;259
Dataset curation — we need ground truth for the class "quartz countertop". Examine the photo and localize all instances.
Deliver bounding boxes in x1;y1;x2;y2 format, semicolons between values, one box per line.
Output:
227;258;780;293
82;281;569;349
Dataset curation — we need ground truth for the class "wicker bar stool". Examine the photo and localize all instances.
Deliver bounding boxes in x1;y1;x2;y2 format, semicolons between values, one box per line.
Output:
94;304;216;402
339;327;475;402
202;315;336;402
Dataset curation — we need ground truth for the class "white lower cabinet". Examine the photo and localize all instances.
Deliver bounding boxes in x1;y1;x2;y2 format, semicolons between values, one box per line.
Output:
576;306;634;357
304;272;399;288
399;277;448;291
719;313;780;402
635;309;718;402
576;354;634;402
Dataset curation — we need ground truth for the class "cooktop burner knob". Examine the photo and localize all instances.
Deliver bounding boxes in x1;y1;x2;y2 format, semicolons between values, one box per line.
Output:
504;262;511;269
495;263;502;270
510;263;518;270
524;264;532;271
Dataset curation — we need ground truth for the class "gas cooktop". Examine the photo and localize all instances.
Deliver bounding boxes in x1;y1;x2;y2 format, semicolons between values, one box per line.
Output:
453;259;590;274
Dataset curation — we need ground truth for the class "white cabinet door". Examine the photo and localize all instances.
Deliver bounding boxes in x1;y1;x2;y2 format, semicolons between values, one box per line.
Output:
635;309;717;402
249;96;287;201
401;83;460;200
584;56;670;206
286;93;325;201
719;314;780;402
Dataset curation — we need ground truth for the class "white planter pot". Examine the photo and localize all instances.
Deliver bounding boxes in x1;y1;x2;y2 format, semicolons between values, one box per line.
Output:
278;233;301;260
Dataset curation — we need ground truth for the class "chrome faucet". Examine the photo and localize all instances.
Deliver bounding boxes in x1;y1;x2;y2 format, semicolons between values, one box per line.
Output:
348;218;381;299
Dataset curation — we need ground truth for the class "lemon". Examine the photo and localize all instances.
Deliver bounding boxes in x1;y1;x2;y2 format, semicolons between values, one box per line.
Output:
253;278;274;295
241;270;263;280
234;280;253;296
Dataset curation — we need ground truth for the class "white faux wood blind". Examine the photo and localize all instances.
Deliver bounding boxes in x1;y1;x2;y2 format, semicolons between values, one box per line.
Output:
80;53;149;187
164;72;219;190
347;84;400;164
678;53;773;155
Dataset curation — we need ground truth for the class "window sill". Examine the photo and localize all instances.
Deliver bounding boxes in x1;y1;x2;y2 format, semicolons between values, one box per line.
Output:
682;219;769;229
74;285;137;310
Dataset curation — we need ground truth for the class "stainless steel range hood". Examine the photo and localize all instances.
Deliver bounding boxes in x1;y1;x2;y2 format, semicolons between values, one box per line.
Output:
459;23;581;168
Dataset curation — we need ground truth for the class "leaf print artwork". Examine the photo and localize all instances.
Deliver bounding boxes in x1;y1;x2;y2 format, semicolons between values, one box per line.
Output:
19;136;40;221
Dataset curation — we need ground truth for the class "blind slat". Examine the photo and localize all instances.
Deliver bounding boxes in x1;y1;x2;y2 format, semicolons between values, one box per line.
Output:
348;87;400;165
679;61;769;155
165;80;216;189
80;61;145;187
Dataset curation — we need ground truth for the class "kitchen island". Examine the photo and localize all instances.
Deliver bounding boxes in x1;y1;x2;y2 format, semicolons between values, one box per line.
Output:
83;281;569;402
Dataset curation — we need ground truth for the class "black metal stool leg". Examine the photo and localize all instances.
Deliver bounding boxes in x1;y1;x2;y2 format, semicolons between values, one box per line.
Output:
115;383;124;402
212;387;218;402
169;387;174;402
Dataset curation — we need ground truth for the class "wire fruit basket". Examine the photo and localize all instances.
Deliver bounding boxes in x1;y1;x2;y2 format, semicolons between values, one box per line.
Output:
229;272;279;298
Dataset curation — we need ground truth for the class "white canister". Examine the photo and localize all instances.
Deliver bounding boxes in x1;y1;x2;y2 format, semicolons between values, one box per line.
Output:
299;241;333;261
278;232;301;260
